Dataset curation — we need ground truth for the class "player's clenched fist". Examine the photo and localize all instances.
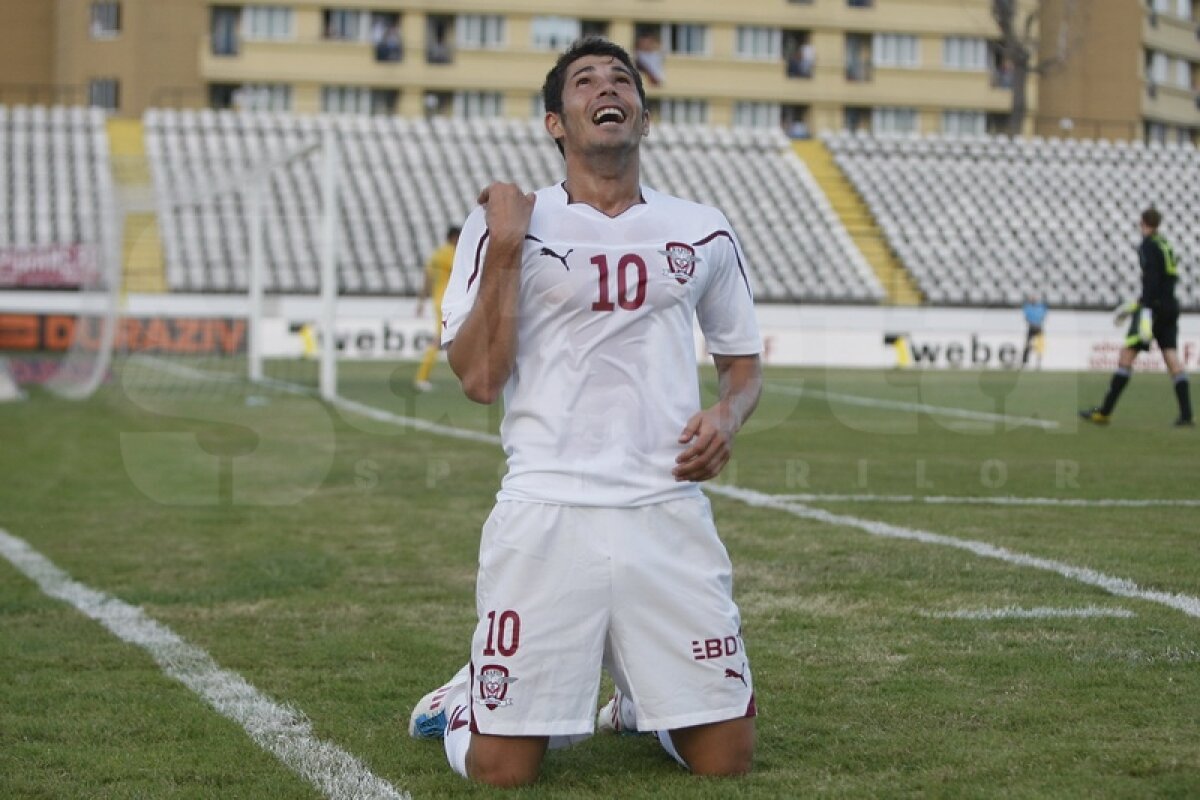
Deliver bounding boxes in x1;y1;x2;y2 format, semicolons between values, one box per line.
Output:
478;182;536;254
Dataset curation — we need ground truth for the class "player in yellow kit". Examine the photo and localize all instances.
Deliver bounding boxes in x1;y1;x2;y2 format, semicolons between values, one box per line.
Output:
414;226;461;391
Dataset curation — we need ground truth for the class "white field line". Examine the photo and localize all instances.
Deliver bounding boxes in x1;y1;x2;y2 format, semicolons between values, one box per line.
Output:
122;362;1200;620
0;529;409;800
925;606;1136;620
766;384;1060;430
130;355;245;384
705;483;1200;620
773;493;1200;509
130;358;501;447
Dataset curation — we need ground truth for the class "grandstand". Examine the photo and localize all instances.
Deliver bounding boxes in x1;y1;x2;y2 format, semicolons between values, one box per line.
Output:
144;109;882;303
0;105;109;255
3;101;1198;311
825;130;1200;309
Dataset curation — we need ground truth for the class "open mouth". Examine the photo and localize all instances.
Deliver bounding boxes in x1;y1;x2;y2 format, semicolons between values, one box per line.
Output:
592;106;626;125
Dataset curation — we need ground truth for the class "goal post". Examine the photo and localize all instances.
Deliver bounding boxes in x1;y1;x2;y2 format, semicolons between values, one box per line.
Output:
46;125;344;404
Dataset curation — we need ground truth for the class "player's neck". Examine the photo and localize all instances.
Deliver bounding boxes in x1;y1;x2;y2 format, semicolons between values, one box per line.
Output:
562;157;643;218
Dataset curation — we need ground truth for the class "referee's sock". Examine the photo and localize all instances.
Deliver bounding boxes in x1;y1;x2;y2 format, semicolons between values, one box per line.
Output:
1100;368;1132;416
1175;374;1193;422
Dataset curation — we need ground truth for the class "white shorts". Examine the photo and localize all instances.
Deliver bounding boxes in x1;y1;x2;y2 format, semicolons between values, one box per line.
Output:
466;495;755;737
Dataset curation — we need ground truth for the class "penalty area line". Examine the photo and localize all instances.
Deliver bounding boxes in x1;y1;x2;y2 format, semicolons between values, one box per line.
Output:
267;393;1200;622
705;484;1200;620
766;384;1060;430
924;605;1136;621
0;529;410;800
772;493;1200;509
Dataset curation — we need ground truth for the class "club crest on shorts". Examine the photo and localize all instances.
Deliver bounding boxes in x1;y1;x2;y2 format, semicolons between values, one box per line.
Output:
659;241;700;284
476;664;517;710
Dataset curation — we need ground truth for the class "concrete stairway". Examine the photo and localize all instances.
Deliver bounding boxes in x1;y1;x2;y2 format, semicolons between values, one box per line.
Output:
792;139;922;305
107;118;165;293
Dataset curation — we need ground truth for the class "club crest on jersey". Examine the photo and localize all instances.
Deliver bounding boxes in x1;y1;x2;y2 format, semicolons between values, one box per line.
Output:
659;242;700;284
476;665;517;710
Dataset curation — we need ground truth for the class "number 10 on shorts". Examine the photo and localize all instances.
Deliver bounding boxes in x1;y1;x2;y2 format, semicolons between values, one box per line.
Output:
482;609;521;657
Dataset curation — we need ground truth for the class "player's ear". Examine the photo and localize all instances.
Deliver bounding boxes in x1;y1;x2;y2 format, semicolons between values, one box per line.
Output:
545;111;564;142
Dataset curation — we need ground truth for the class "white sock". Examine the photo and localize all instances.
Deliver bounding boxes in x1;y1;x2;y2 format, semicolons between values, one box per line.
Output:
442;688;471;779
655;730;689;770
548;732;592;751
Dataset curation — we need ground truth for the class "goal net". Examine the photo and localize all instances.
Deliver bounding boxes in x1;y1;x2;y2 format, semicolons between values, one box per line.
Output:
42;112;358;408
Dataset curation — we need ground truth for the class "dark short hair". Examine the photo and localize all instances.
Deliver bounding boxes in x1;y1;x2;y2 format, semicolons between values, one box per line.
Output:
1141;208;1161;230
446;225;461;240
541;37;647;155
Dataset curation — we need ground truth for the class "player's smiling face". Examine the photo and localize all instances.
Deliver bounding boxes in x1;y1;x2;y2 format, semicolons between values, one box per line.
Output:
549;55;648;156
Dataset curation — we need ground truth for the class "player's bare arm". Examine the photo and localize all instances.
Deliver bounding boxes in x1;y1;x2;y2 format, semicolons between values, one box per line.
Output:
447;182;535;404
674;354;763;482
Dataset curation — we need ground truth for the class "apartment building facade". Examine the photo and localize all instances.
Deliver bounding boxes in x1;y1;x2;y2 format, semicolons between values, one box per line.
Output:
8;0;1196;144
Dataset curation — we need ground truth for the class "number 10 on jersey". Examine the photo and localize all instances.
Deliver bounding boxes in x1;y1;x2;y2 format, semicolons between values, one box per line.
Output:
591;254;647;312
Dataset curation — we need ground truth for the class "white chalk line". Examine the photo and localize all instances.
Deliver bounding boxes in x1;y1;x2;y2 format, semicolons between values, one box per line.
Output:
705;483;1200;619
0;529;409;800
773;493;1200;509
766;384;1060;429
278;393;1200;621
118;362;1199;620
129;357;501;447
925;606;1136;621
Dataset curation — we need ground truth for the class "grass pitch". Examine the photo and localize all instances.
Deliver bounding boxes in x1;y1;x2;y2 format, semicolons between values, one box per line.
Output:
1;360;1197;798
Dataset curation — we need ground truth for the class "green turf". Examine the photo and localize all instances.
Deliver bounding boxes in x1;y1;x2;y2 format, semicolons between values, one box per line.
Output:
1;361;1197;798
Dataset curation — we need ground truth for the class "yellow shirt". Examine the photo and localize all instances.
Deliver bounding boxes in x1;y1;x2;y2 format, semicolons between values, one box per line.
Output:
425;243;455;307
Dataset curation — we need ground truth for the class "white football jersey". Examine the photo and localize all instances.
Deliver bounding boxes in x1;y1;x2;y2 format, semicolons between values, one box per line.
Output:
442;183;761;506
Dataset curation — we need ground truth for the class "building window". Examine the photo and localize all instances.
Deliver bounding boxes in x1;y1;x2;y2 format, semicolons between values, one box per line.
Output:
872;107;918;133
733;101;781;128
230;84;292;111
844;106;871;131
653;98;708;124
371;13;402;62
943;37;987;71
873;34;920;68
783;31;815;78
633;25;666;85
846;34;872;81
667;24;708;55
1147;50;1170;84
90;2;121;38
736;27;781;60
88;78;120;111
426;15;454;63
990;42;1014;88
322;86;370;114
848;0;873;7
322;86;397;115
323;9;369;41
1174;58;1190;89
532;16;580;50
243;6;294;41
782;104;811;138
581;19;609;39
942;110;985;135
211;7;240;56
457;15;505;49
455;91;503;118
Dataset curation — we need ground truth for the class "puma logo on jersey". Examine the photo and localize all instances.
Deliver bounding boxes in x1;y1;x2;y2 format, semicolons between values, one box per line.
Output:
539;246;574;270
